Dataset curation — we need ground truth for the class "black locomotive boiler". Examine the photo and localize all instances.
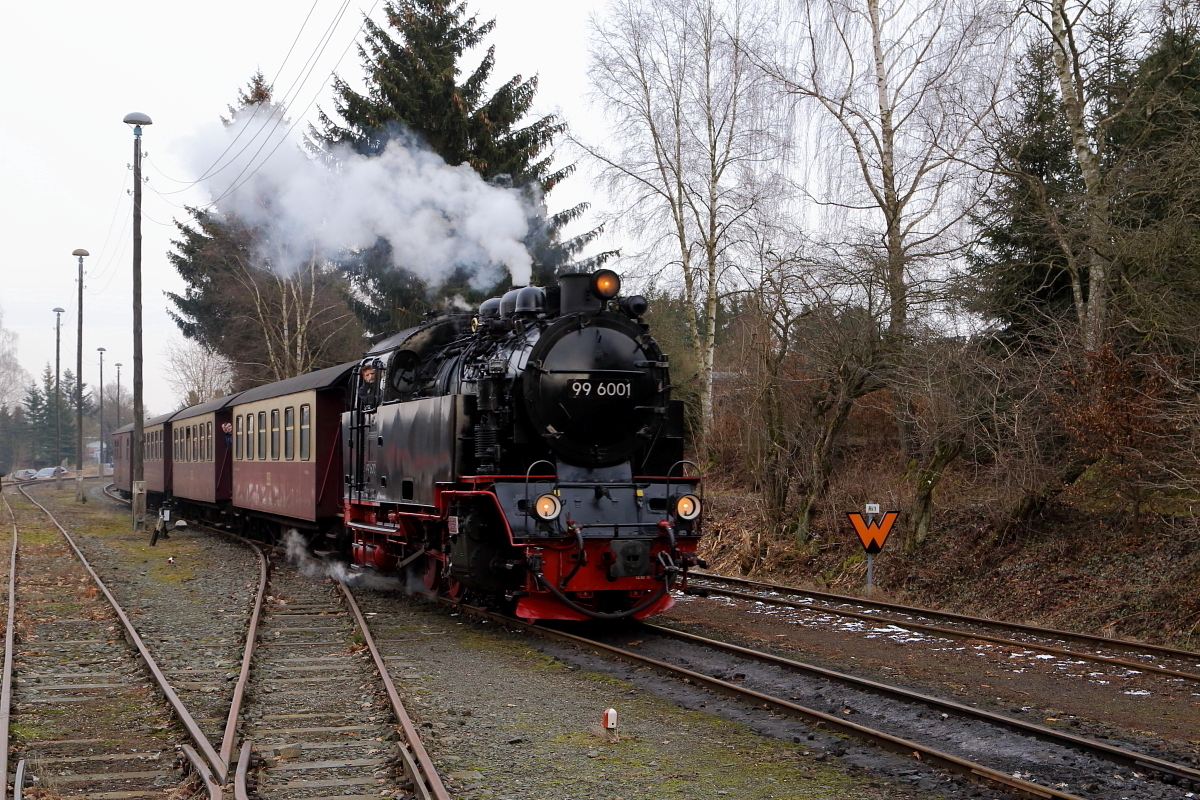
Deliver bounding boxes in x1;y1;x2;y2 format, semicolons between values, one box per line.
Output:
343;269;704;620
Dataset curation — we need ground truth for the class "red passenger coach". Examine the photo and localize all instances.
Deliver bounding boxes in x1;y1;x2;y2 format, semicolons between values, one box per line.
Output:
111;425;132;494
229;363;353;535
171;394;242;507
143;412;174;497
110;415;172;500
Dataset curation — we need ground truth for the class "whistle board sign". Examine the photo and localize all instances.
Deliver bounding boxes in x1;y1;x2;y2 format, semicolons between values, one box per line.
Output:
848;511;899;554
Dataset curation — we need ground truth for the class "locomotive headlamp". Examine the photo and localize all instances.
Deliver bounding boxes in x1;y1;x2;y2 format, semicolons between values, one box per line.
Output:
534;493;563;520
673;493;701;520
591;269;621;300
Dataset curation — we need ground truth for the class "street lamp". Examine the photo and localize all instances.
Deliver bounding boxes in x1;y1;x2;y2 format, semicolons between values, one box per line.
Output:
97;347;106;470
73;248;89;503
124;111;151;530
53;307;65;489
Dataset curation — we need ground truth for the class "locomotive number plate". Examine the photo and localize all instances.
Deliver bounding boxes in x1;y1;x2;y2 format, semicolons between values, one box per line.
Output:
447;516;459;534
570;380;631;397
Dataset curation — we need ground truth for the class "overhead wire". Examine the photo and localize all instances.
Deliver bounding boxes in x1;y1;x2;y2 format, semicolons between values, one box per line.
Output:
148;0;326;192
153;0;351;197
80;168;132;288
204;0;378;208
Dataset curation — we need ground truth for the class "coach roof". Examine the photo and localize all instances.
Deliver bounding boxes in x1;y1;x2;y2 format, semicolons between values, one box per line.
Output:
170;391;246;421
231;361;357;405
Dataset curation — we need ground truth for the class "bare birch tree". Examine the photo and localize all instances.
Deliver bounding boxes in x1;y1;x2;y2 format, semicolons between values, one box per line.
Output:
758;0;1011;457
0;308;30;410
580;0;788;455
162;335;236;408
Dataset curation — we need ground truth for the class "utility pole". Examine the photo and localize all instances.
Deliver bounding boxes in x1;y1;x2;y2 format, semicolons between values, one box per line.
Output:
124;112;152;530
53;307;65;489
73;249;89;502
115;363;122;431
97;347;106;470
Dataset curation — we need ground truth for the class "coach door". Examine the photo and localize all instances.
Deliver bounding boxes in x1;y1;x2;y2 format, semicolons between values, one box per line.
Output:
348;360;383;502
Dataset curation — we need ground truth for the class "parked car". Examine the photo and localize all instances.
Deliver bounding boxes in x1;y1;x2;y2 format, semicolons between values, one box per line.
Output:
11;469;38;479
34;467;67;479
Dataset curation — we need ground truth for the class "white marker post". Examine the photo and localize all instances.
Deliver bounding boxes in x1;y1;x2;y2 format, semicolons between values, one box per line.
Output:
602;707;618;742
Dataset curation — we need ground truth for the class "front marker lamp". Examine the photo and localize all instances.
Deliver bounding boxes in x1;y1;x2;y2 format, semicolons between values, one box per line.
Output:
673;493;701;520
534;493;563;520
591;269;621;300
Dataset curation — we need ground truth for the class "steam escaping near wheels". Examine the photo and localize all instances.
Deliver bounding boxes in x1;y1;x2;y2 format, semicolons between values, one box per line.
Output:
283;530;403;591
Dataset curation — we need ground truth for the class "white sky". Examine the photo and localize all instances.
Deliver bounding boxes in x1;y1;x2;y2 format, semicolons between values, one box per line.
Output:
0;0;610;415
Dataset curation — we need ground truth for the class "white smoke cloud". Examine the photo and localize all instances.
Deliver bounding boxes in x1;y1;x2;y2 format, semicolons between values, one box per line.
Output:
283;529;405;591
184;106;533;287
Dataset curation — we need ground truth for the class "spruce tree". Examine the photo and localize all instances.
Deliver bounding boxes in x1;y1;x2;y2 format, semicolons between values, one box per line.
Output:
314;0;607;334
23;367;84;464
966;40;1081;344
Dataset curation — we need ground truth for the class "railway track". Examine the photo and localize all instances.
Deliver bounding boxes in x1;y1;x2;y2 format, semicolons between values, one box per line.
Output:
428;594;1200;800
95;481;448;799
0;482;200;797
686;571;1200;683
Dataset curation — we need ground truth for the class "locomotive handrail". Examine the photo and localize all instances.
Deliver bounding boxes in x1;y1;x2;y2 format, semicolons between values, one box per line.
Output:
522;460;558;534
542;368;644;375
664;460;703;511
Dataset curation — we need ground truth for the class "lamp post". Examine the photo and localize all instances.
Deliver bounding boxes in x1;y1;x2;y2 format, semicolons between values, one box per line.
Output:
53;307;65;489
73;248;89;502
97;347;106;470
124;111;151;530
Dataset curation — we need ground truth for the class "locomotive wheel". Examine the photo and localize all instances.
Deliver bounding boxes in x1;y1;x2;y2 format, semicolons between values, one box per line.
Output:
420;553;465;601
421;554;442;594
441;578;465;602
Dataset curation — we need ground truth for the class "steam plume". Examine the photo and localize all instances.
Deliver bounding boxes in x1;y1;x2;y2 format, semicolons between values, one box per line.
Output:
185;107;533;288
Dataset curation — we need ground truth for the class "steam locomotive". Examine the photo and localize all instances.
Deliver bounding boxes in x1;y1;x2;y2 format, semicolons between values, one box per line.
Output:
113;270;703;621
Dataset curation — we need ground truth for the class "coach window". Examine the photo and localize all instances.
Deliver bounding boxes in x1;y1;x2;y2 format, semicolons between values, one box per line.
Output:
284;406;295;460
270;409;280;460
207;421;213;461
245;414;254;460
257;411;267;460
299;404;311;461
235;416;243;460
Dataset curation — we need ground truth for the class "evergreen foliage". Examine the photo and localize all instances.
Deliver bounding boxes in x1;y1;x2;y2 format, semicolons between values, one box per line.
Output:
969;22;1200;351
23;366;87;465
314;0;607;334
0;406;18;475
967;41;1080;342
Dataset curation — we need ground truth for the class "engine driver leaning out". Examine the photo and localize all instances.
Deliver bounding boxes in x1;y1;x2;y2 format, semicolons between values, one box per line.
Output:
358;364;380;409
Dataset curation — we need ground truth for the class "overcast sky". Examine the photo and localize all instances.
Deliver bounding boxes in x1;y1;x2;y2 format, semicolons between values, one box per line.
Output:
0;0;610;415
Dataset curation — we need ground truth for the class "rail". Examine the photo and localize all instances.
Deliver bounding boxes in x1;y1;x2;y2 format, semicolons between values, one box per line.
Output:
17;482;228;787
694;571;1200;662
0;486;22;800
102;482;441;798
340;582;451;800
438;595;1121;800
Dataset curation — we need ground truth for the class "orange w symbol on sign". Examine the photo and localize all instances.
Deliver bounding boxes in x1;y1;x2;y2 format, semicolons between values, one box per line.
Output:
847;512;898;554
